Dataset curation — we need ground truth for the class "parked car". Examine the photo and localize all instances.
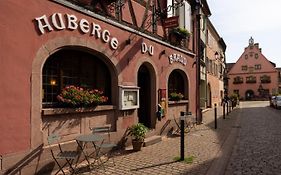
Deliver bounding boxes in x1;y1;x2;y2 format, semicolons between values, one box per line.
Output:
273;95;281;109
270;96;276;107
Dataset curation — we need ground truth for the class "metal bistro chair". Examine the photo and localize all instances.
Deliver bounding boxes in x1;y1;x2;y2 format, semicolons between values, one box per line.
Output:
47;133;80;175
90;125;117;168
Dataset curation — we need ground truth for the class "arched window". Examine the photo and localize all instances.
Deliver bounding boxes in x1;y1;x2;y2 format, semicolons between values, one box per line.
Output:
42;49;111;107
168;70;187;100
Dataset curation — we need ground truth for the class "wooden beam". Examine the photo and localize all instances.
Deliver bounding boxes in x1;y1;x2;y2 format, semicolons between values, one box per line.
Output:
140;0;152;29
157;0;167;39
128;0;138;27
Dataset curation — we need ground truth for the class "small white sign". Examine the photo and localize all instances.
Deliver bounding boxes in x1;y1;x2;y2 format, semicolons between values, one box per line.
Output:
168;54;187;66
119;86;140;110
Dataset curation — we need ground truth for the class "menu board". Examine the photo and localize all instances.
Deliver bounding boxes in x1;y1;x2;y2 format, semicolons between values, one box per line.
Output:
119;86;139;110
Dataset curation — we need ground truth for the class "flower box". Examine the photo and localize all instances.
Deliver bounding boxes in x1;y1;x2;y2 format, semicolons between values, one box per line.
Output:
169;92;184;101
169;27;190;46
57;85;108;107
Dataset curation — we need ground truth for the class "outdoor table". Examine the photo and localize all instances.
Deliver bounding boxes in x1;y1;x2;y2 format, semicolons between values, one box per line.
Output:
75;134;104;168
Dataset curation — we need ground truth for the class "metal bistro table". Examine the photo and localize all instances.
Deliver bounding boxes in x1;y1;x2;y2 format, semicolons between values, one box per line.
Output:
75;134;104;169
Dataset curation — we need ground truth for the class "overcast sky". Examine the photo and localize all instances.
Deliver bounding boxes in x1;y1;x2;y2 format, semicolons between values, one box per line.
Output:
208;0;281;67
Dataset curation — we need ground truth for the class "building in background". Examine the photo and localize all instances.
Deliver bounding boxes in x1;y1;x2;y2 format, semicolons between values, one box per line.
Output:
204;18;226;107
227;37;279;100
196;1;227;109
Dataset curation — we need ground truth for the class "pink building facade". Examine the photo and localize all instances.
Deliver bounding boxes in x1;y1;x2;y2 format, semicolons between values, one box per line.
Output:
228;37;279;100
0;0;206;174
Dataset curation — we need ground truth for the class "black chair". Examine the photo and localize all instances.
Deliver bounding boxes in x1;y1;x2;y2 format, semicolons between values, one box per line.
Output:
47;133;80;175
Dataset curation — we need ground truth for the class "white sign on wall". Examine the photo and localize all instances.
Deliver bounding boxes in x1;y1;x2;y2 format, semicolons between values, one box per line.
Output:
118;86;140;110
168;53;187;65
34;13;119;50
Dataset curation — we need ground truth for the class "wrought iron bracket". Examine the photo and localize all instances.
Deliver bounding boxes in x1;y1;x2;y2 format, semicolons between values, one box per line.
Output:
154;0;185;20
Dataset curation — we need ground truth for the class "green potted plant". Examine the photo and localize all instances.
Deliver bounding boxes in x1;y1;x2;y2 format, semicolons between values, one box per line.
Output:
128;123;148;151
173;27;190;39
169;27;190;46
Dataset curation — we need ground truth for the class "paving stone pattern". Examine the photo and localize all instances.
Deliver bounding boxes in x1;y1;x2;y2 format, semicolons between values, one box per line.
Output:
77;105;239;175
225;101;281;175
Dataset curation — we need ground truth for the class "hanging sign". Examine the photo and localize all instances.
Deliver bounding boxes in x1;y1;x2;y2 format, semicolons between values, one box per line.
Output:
163;16;179;28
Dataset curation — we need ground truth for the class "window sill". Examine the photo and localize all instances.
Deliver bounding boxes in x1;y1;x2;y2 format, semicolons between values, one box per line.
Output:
42;105;116;116
168;100;189;105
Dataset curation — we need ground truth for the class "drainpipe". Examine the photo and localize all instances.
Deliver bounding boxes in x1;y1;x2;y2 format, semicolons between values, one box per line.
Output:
195;0;202;124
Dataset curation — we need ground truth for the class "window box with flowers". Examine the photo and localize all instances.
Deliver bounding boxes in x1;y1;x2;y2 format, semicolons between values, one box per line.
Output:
169;27;190;47
42;85;113;115
57;85;108;108
169;92;184;101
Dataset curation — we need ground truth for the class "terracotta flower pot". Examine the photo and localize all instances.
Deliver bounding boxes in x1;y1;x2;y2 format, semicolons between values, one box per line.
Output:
132;139;144;151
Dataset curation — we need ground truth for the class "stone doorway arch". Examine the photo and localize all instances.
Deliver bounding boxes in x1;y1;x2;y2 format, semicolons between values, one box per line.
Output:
137;62;156;129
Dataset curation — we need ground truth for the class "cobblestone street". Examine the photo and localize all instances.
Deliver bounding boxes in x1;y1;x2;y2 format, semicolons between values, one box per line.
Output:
225;101;281;175
76;105;239;175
